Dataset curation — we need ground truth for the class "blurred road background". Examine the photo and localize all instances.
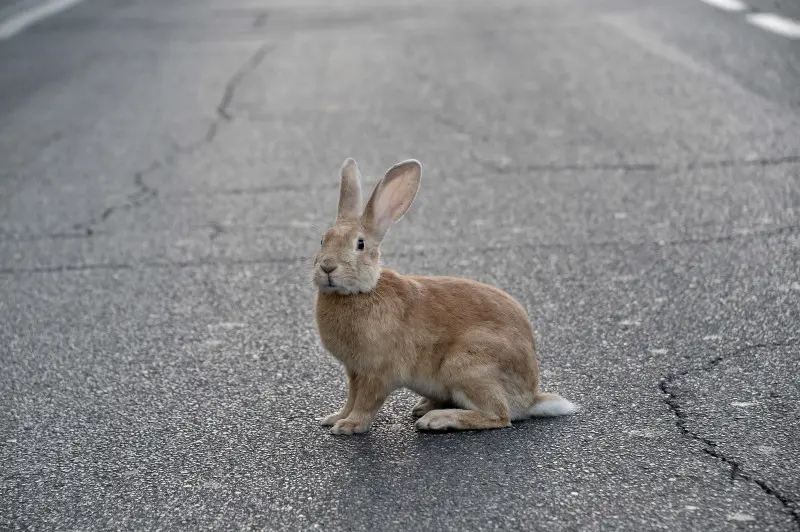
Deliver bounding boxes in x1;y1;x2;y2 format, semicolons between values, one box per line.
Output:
1;0;799;530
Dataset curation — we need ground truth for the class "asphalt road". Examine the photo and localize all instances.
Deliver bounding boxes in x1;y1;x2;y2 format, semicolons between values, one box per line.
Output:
1;0;799;530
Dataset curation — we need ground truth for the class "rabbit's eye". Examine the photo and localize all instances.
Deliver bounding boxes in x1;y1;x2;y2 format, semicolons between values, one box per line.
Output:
356;238;365;250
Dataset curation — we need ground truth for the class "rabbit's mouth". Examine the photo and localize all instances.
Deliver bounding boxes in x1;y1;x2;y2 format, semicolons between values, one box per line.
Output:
315;268;378;294
316;274;345;293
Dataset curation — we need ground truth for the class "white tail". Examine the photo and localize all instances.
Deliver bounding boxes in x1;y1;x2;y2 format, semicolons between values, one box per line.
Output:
529;392;578;417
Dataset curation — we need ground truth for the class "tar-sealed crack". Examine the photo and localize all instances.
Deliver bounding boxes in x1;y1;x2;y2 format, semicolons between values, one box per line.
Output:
70;43;276;236
660;340;800;530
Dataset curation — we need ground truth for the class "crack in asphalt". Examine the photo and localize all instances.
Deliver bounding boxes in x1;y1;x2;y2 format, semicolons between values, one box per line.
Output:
429;111;800;174
70;43;276;236
0;256;302;275
214;44;274;126
72;162;160;235
0;262;138;274
253;12;269;29
660;340;800;530
462;222;800;255
473;153;800;175
199;182;339;196
5;59;799;271
11;135;796;242
0;231;107;242
207;221;228;241
1;221;798;275
144;152;800;197
230;94;798;177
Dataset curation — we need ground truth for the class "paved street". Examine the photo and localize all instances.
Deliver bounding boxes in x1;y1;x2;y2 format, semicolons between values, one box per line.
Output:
1;0;799;530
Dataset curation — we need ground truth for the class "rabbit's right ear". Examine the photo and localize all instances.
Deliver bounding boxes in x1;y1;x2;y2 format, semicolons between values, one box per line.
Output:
337;158;362;220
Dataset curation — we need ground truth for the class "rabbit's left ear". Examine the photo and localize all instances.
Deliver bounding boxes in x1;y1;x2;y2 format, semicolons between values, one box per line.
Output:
337;158;362;220
362;159;421;241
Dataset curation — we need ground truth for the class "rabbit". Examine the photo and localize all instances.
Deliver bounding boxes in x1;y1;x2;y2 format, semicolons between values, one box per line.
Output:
313;157;577;435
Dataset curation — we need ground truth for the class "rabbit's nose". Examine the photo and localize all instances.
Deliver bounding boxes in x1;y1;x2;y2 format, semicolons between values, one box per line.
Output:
320;261;337;274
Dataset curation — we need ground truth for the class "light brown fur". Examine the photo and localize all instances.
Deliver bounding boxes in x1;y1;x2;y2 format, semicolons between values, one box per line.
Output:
313;158;576;435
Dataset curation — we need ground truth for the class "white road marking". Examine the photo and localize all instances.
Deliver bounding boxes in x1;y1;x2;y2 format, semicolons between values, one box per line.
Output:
699;0;747;12
0;0;86;40
695;0;800;40
746;12;800;39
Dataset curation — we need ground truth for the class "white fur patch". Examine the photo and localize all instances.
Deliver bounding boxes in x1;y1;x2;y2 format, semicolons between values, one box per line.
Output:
529;396;578;417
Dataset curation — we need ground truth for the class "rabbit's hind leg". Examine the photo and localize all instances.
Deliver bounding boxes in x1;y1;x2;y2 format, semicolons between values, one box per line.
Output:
414;386;511;431
410;396;454;418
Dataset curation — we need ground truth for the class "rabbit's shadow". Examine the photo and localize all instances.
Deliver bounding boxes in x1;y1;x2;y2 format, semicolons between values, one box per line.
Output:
318;415;567;514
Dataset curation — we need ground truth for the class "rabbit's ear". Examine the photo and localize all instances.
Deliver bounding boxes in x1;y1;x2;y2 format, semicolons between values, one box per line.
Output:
363;159;421;240
337;158;362;220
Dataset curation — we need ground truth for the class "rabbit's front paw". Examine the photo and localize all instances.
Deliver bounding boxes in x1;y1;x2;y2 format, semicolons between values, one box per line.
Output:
330;418;370;435
319;412;346;426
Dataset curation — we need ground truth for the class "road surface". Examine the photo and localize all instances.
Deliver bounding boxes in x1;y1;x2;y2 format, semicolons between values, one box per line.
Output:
1;0;799;530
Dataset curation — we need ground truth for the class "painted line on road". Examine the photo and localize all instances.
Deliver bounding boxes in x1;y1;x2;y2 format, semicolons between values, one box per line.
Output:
0;0;85;40
697;0;800;40
746;12;800;39
698;0;747;12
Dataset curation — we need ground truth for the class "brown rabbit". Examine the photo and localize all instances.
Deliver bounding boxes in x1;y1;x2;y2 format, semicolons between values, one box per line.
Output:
314;158;577;435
